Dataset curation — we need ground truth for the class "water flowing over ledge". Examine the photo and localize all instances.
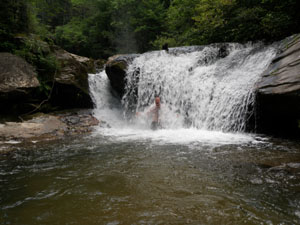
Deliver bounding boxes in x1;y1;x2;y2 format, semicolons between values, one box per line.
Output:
89;43;278;144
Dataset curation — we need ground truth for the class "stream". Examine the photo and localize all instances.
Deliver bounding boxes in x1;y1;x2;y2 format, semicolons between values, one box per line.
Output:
1;134;300;224
1;43;300;224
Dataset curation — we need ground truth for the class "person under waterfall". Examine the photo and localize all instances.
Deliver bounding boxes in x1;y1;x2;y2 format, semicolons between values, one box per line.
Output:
149;96;162;130
136;96;162;130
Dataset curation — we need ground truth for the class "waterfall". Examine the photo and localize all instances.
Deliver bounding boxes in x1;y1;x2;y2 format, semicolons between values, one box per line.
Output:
123;43;277;132
88;71;125;127
89;43;277;133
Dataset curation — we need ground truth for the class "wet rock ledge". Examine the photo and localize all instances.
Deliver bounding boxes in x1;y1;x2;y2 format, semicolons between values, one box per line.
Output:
0;110;102;152
256;34;300;137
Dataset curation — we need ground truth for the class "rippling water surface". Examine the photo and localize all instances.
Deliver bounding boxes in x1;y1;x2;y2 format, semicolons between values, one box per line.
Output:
1;132;300;225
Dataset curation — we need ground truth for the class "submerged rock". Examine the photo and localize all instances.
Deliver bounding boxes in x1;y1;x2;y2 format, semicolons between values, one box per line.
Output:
256;34;300;136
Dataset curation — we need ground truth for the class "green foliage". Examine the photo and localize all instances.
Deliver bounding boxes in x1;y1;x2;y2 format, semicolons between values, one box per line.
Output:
0;0;31;51
193;0;230;43
13;36;59;80
1;0;300;59
55;19;88;56
11;35;59;98
31;0;72;30
152;35;177;49
131;0;166;52
164;0;199;46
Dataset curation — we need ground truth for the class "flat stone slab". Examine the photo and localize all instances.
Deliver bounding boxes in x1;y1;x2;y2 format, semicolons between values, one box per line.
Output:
0;110;101;153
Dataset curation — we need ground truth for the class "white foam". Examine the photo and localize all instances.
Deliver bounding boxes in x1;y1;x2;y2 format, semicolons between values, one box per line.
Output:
4;140;21;144
124;44;277;132
94;126;257;146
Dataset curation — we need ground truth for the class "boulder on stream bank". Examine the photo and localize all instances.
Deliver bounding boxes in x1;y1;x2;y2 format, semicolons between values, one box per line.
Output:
52;47;95;109
0;41;97;115
0;53;41;114
255;34;300;136
0;109;104;153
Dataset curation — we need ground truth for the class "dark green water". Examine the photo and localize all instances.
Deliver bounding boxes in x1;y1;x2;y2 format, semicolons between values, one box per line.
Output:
1;134;300;225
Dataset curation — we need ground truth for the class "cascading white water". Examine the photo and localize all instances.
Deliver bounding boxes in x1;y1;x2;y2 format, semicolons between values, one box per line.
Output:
88;71;126;128
88;43;277;145
123;43;277;132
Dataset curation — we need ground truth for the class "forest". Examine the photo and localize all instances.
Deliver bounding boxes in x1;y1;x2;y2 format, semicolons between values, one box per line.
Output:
1;0;300;60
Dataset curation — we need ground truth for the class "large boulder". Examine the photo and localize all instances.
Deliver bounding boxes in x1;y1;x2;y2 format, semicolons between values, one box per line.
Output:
0;53;40;114
52;47;95;108
105;54;140;97
256;34;300;136
0;43;96;116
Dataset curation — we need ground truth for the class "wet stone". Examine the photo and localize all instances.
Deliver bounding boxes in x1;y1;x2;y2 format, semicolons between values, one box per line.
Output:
0;109;99;150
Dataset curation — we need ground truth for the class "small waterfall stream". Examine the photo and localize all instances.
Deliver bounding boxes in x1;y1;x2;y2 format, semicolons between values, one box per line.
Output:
90;43;277;134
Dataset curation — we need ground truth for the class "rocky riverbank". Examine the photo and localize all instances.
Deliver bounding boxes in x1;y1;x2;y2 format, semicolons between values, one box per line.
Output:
0;34;106;116
0;110;107;153
0;35;108;152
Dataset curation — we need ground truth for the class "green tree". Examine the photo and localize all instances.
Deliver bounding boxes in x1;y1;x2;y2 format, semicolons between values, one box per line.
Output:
32;0;72;30
165;0;199;46
0;0;31;51
131;0;166;52
82;0;115;58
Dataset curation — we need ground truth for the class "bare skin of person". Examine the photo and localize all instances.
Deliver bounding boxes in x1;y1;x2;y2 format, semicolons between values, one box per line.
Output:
149;97;161;130
136;97;161;130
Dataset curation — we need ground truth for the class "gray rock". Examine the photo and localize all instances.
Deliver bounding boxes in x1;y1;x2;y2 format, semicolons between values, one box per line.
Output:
257;35;300;94
0;53;41;114
0;110;100;145
0;53;40;92
51;47;96;109
105;54;140;97
54;47;94;94
255;34;300;136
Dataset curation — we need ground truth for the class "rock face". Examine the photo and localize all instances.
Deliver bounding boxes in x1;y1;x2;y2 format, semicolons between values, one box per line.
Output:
52;47;95;109
0;45;96;115
105;54;140;97
0;53;40;92
0;53;40;114
256;34;300;136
